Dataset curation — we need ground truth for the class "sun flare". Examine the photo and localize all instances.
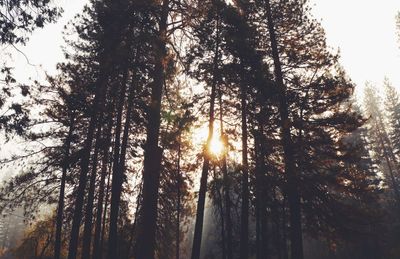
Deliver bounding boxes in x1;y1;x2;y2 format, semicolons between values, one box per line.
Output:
208;135;224;156
192;124;225;157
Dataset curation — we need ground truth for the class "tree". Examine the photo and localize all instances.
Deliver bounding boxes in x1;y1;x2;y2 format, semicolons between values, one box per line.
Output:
264;0;304;257
0;1;392;258
396;11;400;47
384;78;400;159
0;0;61;139
13;216;57;259
135;1;171;258
66;0;135;258
364;83;400;206
0;0;61;44
188;1;225;259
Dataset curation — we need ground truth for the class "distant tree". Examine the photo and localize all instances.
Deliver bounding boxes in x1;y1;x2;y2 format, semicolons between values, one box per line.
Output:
384;78;400;159
13;216;57;259
396;11;400;47
364;83;400;206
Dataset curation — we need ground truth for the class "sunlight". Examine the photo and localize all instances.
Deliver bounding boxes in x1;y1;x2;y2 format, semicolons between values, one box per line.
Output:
192;124;225;157
208;135;224;156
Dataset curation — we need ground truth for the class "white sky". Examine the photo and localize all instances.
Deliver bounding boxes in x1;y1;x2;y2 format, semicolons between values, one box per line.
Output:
7;0;400;97
6;0;87;84
310;0;400;96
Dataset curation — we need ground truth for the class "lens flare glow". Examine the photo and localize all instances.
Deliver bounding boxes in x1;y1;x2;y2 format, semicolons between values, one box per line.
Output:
192;124;225;157
208;135;224;156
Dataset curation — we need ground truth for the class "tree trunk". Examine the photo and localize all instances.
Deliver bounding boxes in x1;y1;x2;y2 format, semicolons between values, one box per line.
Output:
219;88;233;259
239;76;249;259
128;182;143;258
82;121;104;259
191;8;221;259
380;124;400;179
40;233;52;258
281;197;289;259
54;116;74;259
217;170;226;259
212;165;226;259
107;70;136;259
67;0;131;253
255;125;268;259
176;137;181;259
67;74;108;259
377;127;400;204
135;1;169;258
222;154;233;259
272;188;282;259
106;67;129;258
265;1;304;258
191;159;210;259
93;103;115;259
100;163;113;255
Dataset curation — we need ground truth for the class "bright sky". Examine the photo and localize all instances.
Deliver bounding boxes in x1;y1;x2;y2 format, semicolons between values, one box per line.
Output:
7;0;400;97
310;0;400;96
7;0;87;84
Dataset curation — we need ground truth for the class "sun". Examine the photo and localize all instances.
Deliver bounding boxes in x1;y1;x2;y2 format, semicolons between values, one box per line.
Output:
192;124;225;157
208;135;225;156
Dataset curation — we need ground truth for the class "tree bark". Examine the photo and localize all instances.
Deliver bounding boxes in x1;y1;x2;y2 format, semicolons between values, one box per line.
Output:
176;137;181;259
281;197;289;259
54;116;74;259
222;154;233;259
93;102;115;259
107;70;136;259
239;76;249;259
272;188;282;259
82;120;104;259
100;163;113;255
219;88;233;259
255;122;268;259
106;67;129;259
216;167;226;259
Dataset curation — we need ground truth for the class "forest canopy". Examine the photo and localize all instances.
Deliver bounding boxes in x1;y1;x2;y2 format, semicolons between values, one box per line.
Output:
0;0;400;259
